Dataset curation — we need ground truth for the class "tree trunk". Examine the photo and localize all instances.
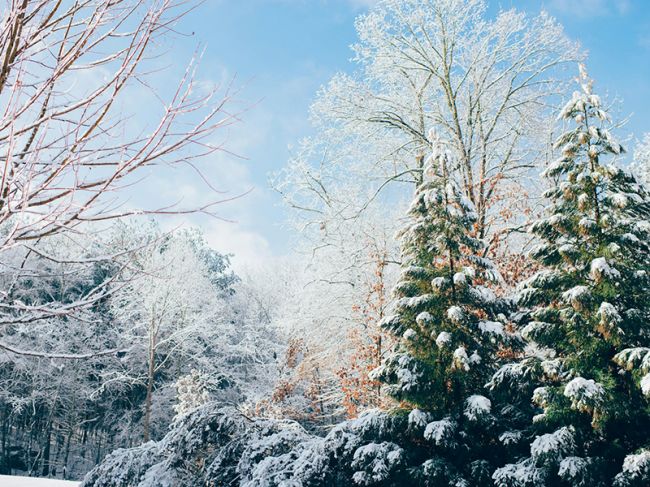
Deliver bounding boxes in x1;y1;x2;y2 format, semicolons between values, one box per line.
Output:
41;422;52;477
143;320;157;442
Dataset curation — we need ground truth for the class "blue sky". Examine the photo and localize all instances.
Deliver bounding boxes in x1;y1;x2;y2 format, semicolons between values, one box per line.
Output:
156;0;650;268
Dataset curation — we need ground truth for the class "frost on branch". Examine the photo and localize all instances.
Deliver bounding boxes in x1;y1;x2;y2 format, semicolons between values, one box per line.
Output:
423;418;455;446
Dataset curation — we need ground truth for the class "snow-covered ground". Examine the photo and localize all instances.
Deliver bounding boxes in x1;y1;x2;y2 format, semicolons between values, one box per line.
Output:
0;476;79;486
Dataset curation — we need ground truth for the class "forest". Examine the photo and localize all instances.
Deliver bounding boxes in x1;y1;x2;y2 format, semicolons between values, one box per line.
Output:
0;0;649;486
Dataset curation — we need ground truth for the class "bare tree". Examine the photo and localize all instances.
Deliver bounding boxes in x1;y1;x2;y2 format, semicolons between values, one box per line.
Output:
275;0;581;250
0;0;237;354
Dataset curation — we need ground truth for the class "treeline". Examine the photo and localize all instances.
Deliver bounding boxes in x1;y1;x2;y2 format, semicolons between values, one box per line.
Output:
0;223;281;478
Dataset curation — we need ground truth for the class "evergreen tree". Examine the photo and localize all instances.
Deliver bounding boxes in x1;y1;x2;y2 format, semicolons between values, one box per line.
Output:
494;66;650;486
365;131;520;485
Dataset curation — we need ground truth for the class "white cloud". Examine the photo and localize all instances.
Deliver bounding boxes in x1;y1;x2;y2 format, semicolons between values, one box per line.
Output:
202;219;273;272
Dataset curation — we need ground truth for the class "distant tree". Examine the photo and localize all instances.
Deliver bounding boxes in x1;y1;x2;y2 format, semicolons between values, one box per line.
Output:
337;246;394;418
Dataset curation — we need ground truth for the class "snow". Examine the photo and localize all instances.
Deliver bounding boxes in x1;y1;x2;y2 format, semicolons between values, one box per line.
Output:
597;302;622;327
611;193;628;208
403;328;416;340
464;394;491;421
492;459;543;485
435;331;452;348
478;320;504;336
532;387;549;407
541;359;563;379
530;427;576;463
499;430;522;446
589;257;621;282
614;347;650;372
487;360;537;391
470;285;497;304
452;272;466;286
578;217;597;232
641;373;650;396
431;276;448;291
558;243;577;256
379;314;401;329
521;321;547;341
0;477;78;487
423;418;454;445
619;450;650;476
395;354;421;391
446;306;464;323
351;442;404;486
407;408;430;428
453;346;470;371
564;377;605;412
562;285;591;307
415;312;433;325
558;456;589;480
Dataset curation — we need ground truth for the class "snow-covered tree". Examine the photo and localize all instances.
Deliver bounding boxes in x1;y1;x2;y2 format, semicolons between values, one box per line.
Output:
360;130;522;484
173;370;210;418
275;0;580;257
0;222;281;478
632;133;650;187
495;66;650;486
107;224;280;442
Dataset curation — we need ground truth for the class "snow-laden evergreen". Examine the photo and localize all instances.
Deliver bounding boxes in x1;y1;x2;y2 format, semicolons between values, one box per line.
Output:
361;131;522;484
495;66;650;486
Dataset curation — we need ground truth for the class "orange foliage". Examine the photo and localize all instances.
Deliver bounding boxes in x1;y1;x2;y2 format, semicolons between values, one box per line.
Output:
336;247;395;418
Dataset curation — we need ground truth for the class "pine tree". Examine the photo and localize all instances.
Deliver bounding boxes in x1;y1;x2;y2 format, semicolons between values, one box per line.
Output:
366;131;520;485
494;66;650;486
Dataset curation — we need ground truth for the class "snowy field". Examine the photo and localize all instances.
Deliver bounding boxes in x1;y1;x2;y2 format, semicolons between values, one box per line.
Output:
0;476;79;486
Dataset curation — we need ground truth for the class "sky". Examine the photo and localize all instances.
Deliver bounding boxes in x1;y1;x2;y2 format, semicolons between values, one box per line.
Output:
144;0;650;269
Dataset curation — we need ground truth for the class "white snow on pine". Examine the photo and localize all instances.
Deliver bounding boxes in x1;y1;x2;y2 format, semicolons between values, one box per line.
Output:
564;377;605;411
464;395;491;421
407;408;430;428
478;320;504;336
446;306;464;323
641;373;650;396
530;427;576;463
590;257;621;281
435;331;452;348
423;418;455;445
619;450;650;476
